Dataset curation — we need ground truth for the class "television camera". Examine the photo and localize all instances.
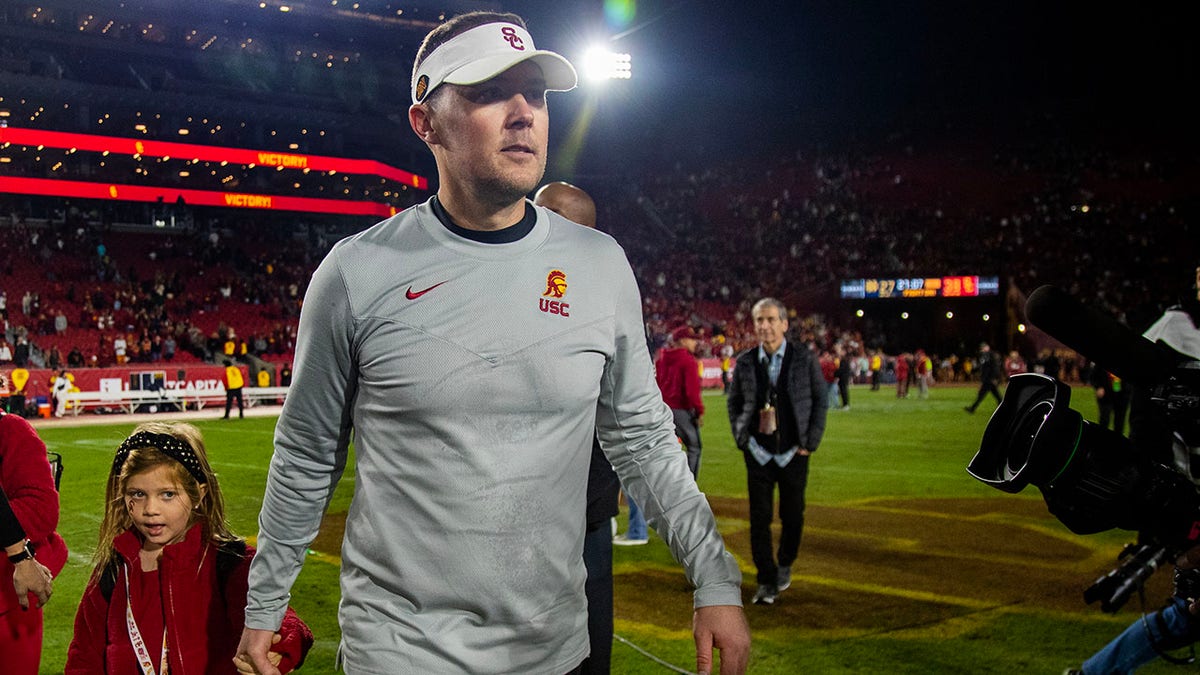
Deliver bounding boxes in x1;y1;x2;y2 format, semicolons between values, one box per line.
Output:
967;285;1200;613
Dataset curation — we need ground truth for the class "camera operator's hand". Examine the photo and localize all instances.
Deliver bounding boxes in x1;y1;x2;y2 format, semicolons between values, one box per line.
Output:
1176;546;1200;569
1175;546;1200;613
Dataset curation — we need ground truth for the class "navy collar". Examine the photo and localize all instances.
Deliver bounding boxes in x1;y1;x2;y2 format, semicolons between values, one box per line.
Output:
431;195;536;244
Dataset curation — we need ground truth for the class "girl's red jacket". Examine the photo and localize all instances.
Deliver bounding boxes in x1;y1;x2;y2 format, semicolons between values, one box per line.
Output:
66;524;313;674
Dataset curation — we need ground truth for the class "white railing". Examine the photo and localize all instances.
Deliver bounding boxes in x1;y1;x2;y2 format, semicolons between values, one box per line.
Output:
63;386;290;415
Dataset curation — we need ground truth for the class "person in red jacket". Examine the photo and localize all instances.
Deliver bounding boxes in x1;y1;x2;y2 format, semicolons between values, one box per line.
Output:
657;325;706;477
894;353;910;399
818;351;838;408
1;410;68;675
66;421;312;674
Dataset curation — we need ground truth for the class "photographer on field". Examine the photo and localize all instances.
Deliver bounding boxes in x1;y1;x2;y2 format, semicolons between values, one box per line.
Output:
1070;265;1200;674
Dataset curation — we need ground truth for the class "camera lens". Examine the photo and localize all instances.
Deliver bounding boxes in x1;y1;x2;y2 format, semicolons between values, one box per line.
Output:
1005;399;1054;481
969;373;1070;492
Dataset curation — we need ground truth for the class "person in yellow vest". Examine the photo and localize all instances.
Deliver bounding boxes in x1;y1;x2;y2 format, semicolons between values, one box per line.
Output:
869;350;883;391
222;359;244;420
223;329;237;359
719;339;734;394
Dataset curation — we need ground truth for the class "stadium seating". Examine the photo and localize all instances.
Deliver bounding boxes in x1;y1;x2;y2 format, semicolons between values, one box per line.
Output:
1;0;1192;393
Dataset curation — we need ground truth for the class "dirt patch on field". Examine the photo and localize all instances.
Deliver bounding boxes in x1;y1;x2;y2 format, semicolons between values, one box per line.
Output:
621;495;1171;637
315;494;1167;637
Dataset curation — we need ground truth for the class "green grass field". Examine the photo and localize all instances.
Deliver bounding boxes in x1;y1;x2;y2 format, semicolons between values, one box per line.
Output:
29;384;1187;673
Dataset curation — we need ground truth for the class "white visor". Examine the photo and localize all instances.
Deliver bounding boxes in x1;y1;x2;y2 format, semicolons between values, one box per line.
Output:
412;22;578;104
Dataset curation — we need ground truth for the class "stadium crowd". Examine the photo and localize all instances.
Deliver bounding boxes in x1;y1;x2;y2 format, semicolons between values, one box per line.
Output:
3;109;1193;394
0;201;343;372
1;2;1195;401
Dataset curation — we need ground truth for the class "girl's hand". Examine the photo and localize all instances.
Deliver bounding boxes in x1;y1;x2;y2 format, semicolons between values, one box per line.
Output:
233;629;283;675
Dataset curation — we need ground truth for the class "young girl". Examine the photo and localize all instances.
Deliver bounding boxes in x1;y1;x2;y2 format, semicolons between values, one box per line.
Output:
66;422;312;674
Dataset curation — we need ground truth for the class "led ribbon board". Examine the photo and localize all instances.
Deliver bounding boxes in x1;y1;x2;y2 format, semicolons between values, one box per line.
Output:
0;176;398;217
0;126;428;189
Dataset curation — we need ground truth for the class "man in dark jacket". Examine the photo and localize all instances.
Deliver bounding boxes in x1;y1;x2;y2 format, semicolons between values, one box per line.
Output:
534;181;621;674
727;297;828;606
964;342;1002;413
1090;366;1129;435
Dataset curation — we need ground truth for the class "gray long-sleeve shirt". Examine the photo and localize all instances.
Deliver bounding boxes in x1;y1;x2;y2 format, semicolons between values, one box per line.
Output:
244;199;741;673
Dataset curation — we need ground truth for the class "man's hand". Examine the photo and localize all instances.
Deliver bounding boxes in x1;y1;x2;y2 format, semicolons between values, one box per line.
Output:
234;628;283;675
11;557;53;608
694;604;750;675
1178;546;1200;569
1177;546;1200;614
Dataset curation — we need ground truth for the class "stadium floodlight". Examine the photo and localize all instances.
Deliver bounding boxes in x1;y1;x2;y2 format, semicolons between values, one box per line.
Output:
581;46;632;82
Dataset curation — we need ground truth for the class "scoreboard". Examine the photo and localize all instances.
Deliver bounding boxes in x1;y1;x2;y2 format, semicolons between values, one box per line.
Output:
840;276;999;299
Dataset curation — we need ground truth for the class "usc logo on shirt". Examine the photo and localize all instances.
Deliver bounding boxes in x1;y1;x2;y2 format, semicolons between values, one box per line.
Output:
540;269;570;317
544;270;567;298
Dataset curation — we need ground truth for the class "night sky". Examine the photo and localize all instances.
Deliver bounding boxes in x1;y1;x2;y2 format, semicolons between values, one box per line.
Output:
501;1;1198;174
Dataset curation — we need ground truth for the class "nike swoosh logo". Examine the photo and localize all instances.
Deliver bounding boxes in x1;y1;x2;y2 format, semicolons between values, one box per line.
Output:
405;281;448;300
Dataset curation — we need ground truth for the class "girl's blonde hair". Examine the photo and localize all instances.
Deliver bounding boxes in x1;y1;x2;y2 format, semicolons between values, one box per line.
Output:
90;421;238;578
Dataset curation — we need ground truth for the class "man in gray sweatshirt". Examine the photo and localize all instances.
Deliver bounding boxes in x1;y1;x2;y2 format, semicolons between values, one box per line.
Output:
237;11;749;675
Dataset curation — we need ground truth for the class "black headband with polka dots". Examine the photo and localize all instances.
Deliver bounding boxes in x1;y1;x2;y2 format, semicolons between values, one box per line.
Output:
113;432;208;485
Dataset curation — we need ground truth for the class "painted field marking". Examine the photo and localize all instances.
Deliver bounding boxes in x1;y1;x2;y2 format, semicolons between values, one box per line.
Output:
806;501;1126;571
793;572;995;609
211;461;272;472
244;535;342;567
